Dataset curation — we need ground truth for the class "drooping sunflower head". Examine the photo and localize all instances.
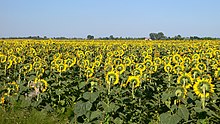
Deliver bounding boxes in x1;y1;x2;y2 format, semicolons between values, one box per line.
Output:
64;58;76;68
190;68;201;80
123;76;140;88
106;71;119;85
135;63;146;72
193;78;214;98
196;63;207;72
177;73;193;89
115;64;126;74
172;54;183;64
149;65;158;74
173;64;184;74
175;86;187;99
56;63;67;73
164;63;172;73
154;57;162;66
131;68;142;76
85;68;94;78
192;54;200;60
0;54;7;63
123;57;132;66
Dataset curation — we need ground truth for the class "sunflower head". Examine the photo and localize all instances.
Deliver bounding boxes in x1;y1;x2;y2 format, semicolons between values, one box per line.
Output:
193;78;214;98
106;71;119;85
124;76;140;88
56;63;67;73
164;63;172;73
177;73;193;89
85;68;94;78
175;86;187;99
115;64;126;74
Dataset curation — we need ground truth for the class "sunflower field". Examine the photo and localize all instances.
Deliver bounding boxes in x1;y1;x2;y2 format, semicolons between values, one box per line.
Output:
0;39;220;123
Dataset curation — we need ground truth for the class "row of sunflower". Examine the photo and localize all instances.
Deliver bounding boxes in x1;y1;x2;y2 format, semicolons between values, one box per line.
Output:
0;39;220;123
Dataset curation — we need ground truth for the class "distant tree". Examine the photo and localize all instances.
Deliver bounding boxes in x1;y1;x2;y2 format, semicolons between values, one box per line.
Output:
157;32;166;40
149;32;167;40
149;33;157;40
109;35;114;40
87;35;94;40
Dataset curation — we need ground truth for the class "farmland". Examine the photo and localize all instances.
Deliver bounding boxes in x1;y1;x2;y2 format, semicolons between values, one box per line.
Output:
0;39;220;123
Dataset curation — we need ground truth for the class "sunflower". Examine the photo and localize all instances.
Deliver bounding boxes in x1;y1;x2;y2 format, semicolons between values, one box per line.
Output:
64;58;76;67
149;65;158;74
177;73;193;89
214;68;220;80
0;54;7;63
132;68;143;77
6;60;13;69
196;63;207;72
190;67;201;79
145;60;153;68
115;64;126;74
85;68;94;78
104;64;114;72
114;58;122;65
23;63;33;74
193;78;214;98
172;54;183;64
106;71;119;85
175;86;187;99
123;57;132;66
33;61;42;70
124;76;140;88
164;63;172;73
173;64;184;74
0;97;5;104
135;63;146;72
154;57;162;66
56;63;67;73
192;54;200;60
34;78;48;93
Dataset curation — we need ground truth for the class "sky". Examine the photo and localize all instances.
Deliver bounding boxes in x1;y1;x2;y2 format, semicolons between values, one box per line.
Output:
0;0;220;38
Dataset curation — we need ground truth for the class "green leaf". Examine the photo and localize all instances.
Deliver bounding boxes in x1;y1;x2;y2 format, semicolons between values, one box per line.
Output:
114;117;123;124
177;105;189;121
79;82;87;89
83;92;99;103
90;110;101;120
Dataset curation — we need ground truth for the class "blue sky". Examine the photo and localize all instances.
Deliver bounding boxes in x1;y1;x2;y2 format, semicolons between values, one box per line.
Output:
0;0;220;38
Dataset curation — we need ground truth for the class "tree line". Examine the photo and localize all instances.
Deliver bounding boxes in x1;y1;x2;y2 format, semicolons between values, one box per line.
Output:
0;33;219;40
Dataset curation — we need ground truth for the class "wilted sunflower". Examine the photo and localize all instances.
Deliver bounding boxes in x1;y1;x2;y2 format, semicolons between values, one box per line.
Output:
106;71;119;85
193;78;214;98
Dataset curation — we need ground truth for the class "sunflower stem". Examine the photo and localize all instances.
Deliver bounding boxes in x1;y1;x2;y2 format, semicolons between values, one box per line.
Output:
132;81;135;99
202;85;206;109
